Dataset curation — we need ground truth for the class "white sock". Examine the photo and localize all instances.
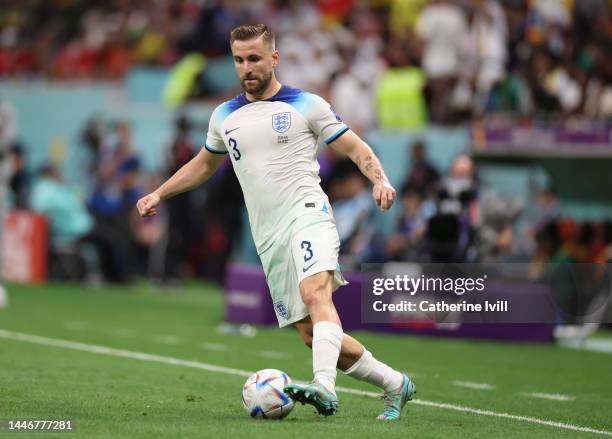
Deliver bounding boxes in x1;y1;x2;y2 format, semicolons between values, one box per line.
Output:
344;348;403;393
312;321;343;395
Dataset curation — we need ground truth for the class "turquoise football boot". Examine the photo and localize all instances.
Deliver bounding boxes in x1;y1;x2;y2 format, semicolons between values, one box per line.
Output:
284;382;339;416
376;374;416;421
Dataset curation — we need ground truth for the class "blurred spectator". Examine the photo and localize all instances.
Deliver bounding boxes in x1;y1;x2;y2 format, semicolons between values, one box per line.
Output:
574;0;609;51
87;121;142;282
533;187;561;232
8;144;29;209
325;157;359;203
386;188;435;261
400;140;440;197
597;221;612;264
524;49;562;112
329;164;374;265
29;164;94;280
276;10;342;94
163;53;207;107
466;0;509;115
112;121;139;171
524;187;565;274
416;0;469;123
319;147;346;193
0;98;16;292
426;154;479;262
198;161;244;284
375;38;427;129
323;156;375;264
180;1;247;57
329;48;376;136
81;115;105;174
0;99;17;147
315;0;355;22
416;0;468;79
529;220;563;277
131;173;165;280
531;217;612;284
163;114;196;283
544;60;582;113
0;99;27;208
389;0;428;38
350;10;387;81
477;190;522;261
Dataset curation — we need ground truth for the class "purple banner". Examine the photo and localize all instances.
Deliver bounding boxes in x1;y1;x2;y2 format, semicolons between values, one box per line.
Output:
472;122;612;154
224;264;559;342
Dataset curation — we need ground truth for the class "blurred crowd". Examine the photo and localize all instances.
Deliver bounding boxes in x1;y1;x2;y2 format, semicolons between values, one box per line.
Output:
320;139;612;270
320;141;612;276
3;110;244;285
1;0;611;284
3;107;612;285
0;0;610;124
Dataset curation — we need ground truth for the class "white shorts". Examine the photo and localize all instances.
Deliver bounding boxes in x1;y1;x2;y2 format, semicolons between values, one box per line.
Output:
259;200;348;327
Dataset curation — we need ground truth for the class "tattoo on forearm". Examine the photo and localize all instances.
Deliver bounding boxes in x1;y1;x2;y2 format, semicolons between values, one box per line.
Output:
355;153;385;182
358;155;372;172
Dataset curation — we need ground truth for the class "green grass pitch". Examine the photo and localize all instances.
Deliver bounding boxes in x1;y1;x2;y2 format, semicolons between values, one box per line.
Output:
0;282;611;438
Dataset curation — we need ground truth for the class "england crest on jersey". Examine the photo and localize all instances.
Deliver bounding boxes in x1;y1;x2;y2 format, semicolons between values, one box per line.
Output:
272;112;291;133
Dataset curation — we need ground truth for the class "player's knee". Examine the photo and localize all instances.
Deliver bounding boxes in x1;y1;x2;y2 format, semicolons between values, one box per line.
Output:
301;280;332;309
301;286;330;309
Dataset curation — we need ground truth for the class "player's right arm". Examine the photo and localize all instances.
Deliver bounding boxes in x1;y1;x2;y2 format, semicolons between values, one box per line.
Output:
138;104;230;217
136;148;226;217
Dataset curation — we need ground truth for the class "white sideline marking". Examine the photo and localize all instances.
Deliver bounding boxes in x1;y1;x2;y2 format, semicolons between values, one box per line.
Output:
561;339;612;354
0;329;610;437
0;330;251;377
582;339;612;354
257;350;291;359
153;335;182;345
109;328;134;337
452;381;495;390
523;392;576;402
62;320;88;331
202;342;229;352
336;387;604;436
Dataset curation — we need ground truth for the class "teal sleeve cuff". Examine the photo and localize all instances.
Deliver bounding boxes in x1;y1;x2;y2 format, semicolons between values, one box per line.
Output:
324;126;349;145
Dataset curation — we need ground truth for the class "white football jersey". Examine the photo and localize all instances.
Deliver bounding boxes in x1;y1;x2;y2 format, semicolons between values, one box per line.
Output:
205;85;348;254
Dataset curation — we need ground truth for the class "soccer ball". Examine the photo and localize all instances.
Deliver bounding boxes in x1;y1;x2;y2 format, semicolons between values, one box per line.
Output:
242;369;294;419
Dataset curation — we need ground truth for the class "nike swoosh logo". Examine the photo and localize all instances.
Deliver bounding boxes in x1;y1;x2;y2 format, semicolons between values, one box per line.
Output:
225;127;240;135
302;262;317;273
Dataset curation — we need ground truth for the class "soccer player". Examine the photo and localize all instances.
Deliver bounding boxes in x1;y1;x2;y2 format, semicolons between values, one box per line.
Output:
136;24;416;420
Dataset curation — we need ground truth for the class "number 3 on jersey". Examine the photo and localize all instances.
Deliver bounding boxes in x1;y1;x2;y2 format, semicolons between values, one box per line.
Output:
301;241;313;262
228;137;241;160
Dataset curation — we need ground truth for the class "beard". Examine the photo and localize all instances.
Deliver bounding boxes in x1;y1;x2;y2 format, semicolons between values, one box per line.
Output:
241;70;273;96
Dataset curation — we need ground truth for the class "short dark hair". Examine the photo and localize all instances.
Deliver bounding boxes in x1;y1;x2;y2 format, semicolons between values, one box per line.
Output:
230;24;275;49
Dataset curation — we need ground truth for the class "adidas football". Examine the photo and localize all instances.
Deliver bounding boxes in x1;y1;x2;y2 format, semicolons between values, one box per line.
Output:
242;369;294;419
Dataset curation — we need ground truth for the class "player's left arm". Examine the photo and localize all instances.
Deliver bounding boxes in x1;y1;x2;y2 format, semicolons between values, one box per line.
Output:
329;130;396;211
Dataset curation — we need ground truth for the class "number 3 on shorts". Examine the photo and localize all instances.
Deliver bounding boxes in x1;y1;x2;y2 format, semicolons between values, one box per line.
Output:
301;241;313;262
